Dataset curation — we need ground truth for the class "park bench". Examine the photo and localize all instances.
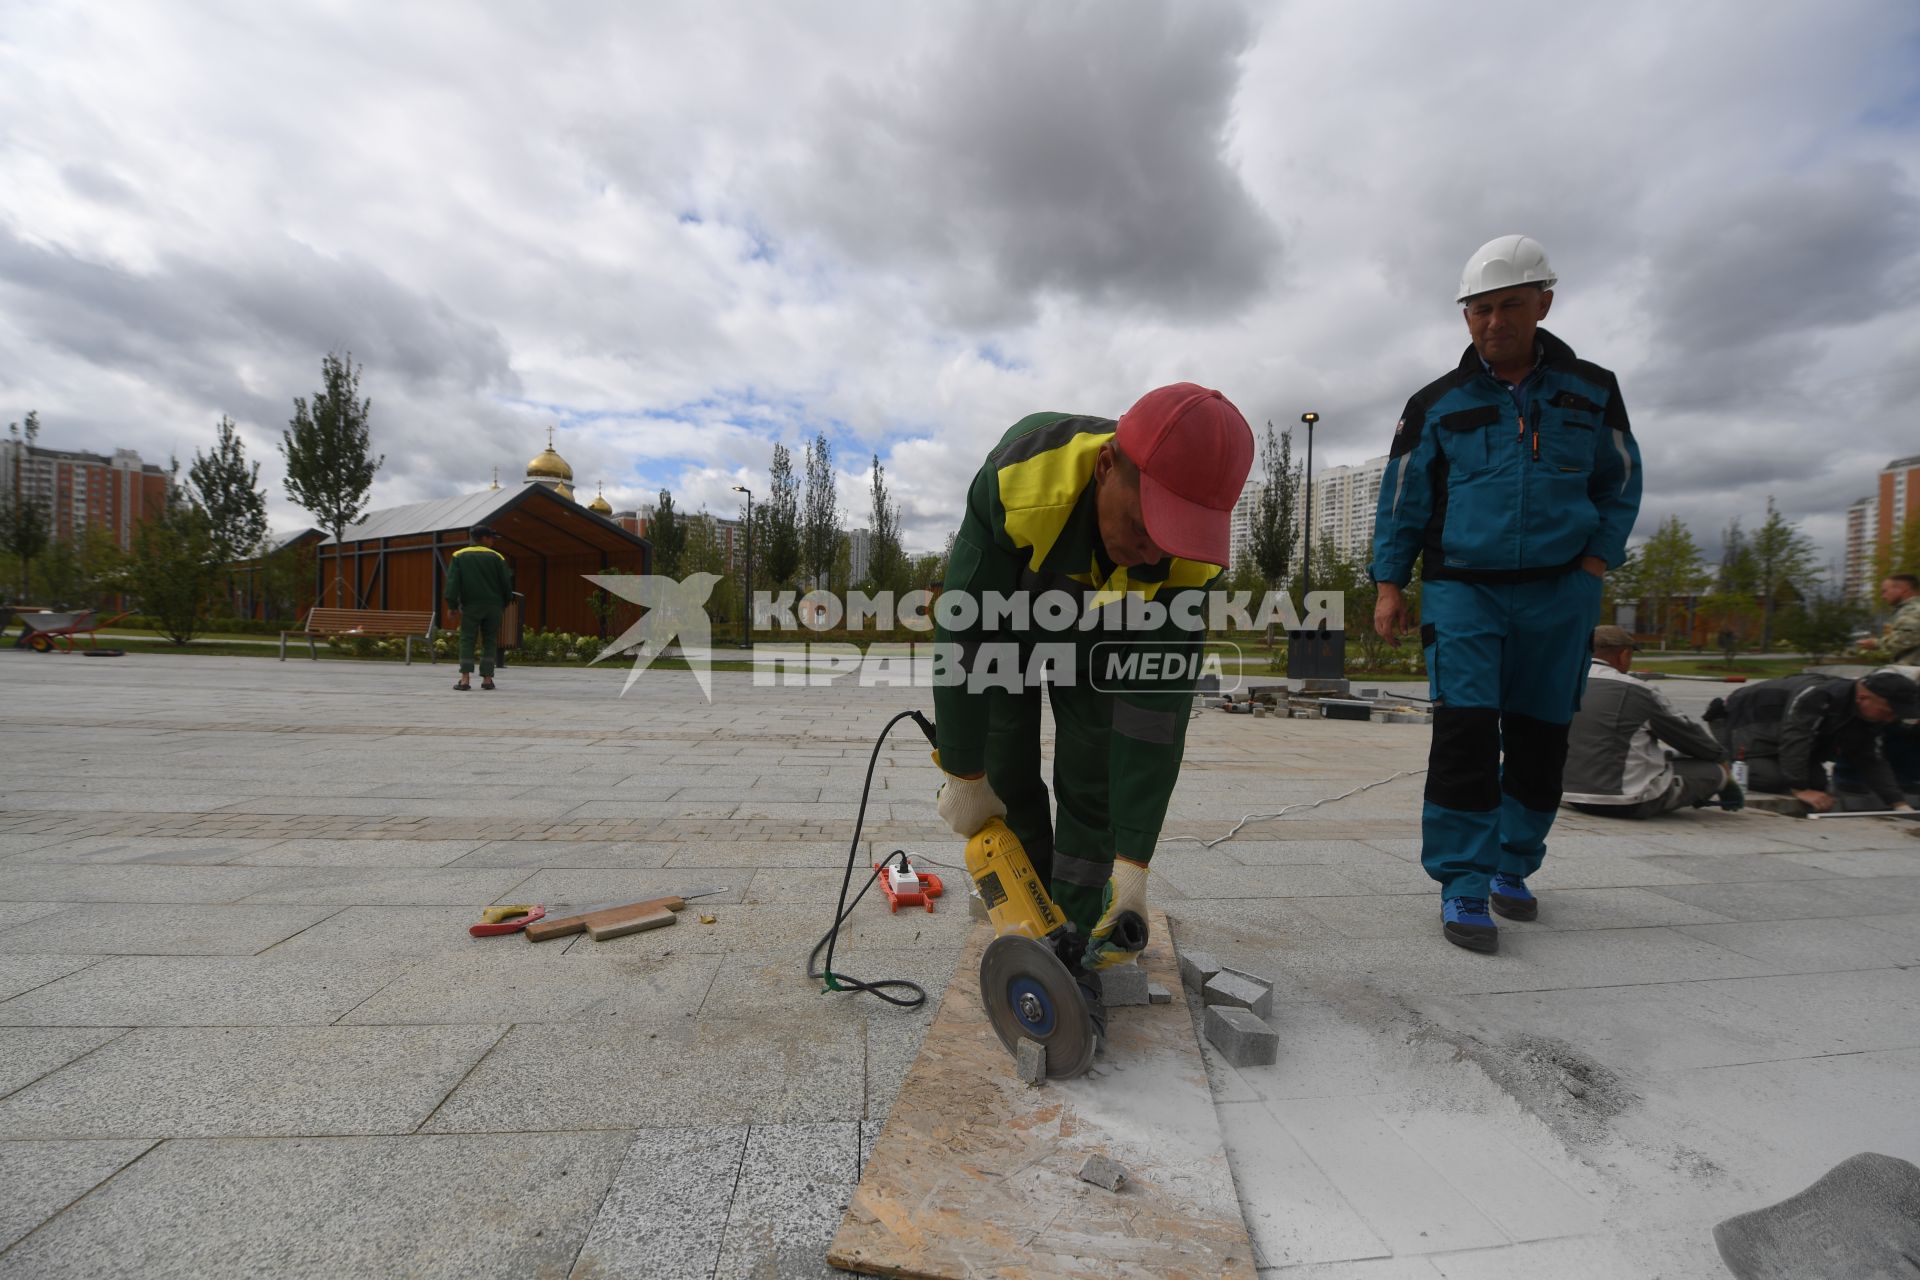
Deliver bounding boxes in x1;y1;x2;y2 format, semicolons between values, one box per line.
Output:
280;607;438;664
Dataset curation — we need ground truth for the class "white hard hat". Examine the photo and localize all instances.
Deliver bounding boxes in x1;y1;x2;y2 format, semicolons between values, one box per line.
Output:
1456;234;1557;304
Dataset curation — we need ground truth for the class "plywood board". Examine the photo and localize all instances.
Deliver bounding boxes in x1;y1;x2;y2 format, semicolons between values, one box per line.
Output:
829;909;1256;1279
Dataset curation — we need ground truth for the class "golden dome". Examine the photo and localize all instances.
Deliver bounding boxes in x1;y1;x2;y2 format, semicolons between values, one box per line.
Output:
588;483;613;516
526;425;574;483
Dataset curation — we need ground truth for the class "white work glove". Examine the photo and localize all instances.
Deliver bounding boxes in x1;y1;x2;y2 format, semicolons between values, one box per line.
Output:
1087;858;1150;970
936;769;1006;839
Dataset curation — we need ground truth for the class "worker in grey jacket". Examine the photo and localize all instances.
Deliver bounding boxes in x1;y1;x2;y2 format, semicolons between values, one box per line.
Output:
1564;625;1735;818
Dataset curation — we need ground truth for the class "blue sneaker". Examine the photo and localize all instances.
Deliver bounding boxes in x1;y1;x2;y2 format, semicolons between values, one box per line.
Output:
1442;896;1499;954
1489;874;1538;922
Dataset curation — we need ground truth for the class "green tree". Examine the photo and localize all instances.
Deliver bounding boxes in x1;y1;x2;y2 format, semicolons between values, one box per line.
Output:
649;489;686;578
189;415;269;566
1750;497;1819;650
867;454;905;593
1632;515;1708;646
124;465;222;644
802;432;838;593
3;411;50;599
911;551;945;590
683;512;736;630
257;537;316;622
1716;518;1759;596
33;525;124;611
832;530;852;594
762;442;802;589
1248;423;1299;590
280;352;382;605
1777;586;1867;660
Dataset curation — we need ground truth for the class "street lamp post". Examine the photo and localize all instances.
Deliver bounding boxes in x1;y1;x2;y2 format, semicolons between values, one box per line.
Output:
1300;412;1319;600
730;485;753;649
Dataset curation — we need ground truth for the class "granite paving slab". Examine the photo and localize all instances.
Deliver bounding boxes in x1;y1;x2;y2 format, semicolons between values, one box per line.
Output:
338;950;722;1025
0;1027;127;1098
0;1132;629;1279
0;956;407;1027
570;1127;747;1280
0;1139;156;1252
0;903;337;956
0;1024;505;1138
422;1016;866;1132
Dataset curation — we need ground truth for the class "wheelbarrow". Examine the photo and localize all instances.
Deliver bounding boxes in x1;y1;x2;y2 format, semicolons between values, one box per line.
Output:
15;609;127;653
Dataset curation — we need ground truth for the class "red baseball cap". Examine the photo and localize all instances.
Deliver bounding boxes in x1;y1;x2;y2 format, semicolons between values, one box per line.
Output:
1115;383;1254;565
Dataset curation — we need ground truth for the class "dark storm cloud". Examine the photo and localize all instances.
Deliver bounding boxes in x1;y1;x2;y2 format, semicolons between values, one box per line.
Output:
0;229;514;396
772;0;1278;323
1646;162;1920;356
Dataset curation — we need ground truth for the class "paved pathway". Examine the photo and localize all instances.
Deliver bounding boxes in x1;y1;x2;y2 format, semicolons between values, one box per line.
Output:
0;652;1915;1277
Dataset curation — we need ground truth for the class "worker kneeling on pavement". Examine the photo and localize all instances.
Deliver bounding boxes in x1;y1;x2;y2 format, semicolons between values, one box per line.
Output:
1708;670;1919;814
932;384;1253;1028
1370;235;1643;955
1562;625;1739;818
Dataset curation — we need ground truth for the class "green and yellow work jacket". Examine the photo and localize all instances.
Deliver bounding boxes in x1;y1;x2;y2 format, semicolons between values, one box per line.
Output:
444;545;514;615
933;412;1221;860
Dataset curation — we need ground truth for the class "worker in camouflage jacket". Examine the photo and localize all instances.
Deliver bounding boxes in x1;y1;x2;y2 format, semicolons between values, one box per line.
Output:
444;524;514;690
1862;573;1920;666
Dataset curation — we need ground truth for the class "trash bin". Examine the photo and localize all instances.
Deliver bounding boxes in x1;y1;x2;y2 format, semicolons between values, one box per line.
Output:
497;593;524;668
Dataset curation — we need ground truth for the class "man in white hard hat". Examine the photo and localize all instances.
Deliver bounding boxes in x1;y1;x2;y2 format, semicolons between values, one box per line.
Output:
1370;235;1643;954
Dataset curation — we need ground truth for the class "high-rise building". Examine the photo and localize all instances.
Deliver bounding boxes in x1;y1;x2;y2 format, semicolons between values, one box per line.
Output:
0;440;170;549
1845;493;1879;601
1228;454;1389;573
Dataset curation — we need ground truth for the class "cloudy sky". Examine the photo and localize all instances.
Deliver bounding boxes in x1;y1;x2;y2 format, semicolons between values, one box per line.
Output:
3;1;1917;568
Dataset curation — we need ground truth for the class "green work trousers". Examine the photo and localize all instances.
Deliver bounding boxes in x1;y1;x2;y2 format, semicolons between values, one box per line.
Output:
458;611;501;676
981;674;1116;944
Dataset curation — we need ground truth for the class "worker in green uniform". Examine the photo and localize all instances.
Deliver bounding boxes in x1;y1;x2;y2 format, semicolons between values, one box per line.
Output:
445;524;514;690
932;383;1254;996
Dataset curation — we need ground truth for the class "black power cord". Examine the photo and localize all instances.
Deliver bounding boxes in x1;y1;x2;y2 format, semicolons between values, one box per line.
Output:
807;709;942;1008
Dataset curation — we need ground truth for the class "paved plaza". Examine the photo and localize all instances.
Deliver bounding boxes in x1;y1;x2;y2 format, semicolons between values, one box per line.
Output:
0;651;1916;1278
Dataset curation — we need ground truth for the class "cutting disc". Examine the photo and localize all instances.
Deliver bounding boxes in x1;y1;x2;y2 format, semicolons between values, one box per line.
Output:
979;935;1095;1079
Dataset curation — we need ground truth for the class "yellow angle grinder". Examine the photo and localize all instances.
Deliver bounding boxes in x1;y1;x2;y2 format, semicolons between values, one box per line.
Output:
964;816;1100;1079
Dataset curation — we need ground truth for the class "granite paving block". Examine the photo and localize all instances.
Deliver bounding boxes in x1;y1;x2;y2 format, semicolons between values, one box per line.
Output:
235;867;538;906
0;1132;628;1279
0;954;101;1002
1517;886;1741;931
0;902;336;956
710;1123;859;1279
1179;948;1222;992
1205;1005;1279;1067
572;1127;748;1280
1148;982;1173;1004
0;955;403;1026
863;1012;937;1115
1204;968;1275;1020
423;1017;866;1132
0;1024;504;1138
340;950;721;1024
1016;1036;1046;1084
0;1027;127;1097
226;839;489;868
1077;1153;1128;1191
0;864;295;904
1102;962;1151;1006
257;905;501;960
0;1139;156;1251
